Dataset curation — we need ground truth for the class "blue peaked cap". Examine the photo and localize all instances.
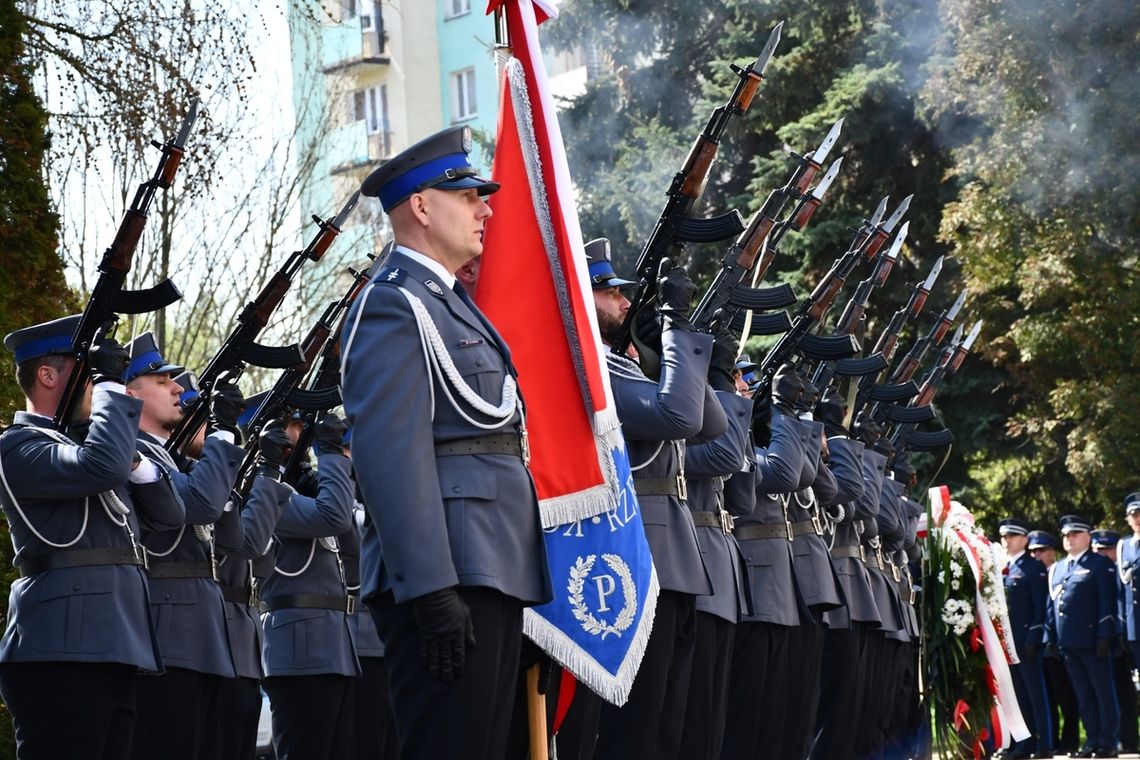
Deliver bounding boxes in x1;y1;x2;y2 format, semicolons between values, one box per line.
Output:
584;238;634;290
1091;529;1121;548
1027;530;1058;550
361;126;499;212
3;314;81;364
173;371;199;409
125;331;183;383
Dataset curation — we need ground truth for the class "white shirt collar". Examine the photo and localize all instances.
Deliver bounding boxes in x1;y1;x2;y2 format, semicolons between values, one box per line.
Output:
1008;550;1025;564
1068;548;1087;563
396;245;456;289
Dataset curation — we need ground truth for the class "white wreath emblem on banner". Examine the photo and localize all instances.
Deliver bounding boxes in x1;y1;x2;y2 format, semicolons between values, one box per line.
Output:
568;553;638;639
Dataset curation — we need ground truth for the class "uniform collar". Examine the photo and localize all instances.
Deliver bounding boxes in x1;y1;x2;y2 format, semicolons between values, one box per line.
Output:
1008;550;1025;564
396;245;456;290
1068;549;1088;564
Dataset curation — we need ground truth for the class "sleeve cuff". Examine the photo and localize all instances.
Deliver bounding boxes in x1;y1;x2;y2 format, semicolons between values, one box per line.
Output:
129;456;161;484
96;381;127;395
208;430;236;445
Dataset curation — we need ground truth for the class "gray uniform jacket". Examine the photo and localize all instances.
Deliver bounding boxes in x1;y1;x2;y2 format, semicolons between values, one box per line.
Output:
341;251;551;606
736;412;809;626
686;390;752;622
822;437;880;629
609;327;726;596
214;475;292;679
888;491;922;641
0;389;185;671
138;431;242;677
863;476;905;634
344;504;385;658
787;421;845;615
259;453;359;677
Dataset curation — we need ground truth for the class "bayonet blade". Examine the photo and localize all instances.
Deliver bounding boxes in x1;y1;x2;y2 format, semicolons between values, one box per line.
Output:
174;98;200;148
334;190;361;229
885;221;908;261
963;320;983;350
811;157;843;200
814;118;844;165
922;255;944;291
883;194;913;233
947;289;968;320
869;196;889;228
756;22;784;75
950;323;964;346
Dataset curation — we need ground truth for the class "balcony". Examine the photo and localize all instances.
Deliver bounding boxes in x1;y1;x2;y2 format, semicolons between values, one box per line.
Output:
326;119;394;177
321;22;389;75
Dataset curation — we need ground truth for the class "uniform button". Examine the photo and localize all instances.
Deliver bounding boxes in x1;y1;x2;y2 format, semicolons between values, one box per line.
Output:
475;360;484;367
73;584;81;591
452;486;461;494
694;347;704;355
395;572;405;581
164;594;172;601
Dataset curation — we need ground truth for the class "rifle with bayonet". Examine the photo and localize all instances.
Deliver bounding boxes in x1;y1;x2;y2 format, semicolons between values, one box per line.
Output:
166;191;360;454
611;23;783;357
53;101;198;432
885;320;982;458
690;120;844;337
235;262;375;494
810;221;909;392
281;257;385;485
756;195;912;387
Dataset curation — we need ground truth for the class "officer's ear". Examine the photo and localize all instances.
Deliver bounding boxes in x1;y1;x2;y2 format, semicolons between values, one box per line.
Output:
405;192;431;227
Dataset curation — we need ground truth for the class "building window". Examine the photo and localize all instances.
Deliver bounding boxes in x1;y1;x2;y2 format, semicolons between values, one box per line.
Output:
450;68;477;121
358;0;377;31
351;85;389;135
445;0;471;19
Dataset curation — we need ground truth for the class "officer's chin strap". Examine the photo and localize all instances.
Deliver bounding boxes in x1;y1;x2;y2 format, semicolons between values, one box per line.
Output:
398;287;518;430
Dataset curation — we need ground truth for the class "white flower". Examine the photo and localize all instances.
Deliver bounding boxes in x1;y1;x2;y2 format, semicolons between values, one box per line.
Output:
951;579;960;591
951;561;963;578
938;571;946;584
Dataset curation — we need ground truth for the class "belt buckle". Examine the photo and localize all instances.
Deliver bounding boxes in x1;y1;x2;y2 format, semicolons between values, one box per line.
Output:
892;563;901;583
346;595;357;616
858;544;866;563
811;513;824;536
210;555;219;583
910;587;917;605
720;512;735;534
520;429;531;467
784;518;795;542
249;577;260;608
677;474;688;502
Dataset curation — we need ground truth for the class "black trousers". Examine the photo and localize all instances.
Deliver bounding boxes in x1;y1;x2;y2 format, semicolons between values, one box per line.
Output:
721;620;791;759
781;615;826;760
211;677;262;760
351;656;400;759
263;673;354;760
811;622;869;760
855;631;890;757
131;667;224;760
0;661;138;760
885;640;921;758
678;612;735;760
595;590;697;760
371;587;523;760
1045;651;1081;751
550;665;604;760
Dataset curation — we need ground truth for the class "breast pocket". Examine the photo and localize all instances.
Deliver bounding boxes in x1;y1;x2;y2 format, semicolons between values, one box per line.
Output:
438;468;498;574
267;610;329;670
449;341;505;403
26;571;115;655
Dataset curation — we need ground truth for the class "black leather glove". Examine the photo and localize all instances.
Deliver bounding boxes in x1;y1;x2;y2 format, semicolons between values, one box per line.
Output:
314;413;348;456
771;364;805;414
816;388;848;437
255;419;291;480
1023;641;1040;662
708;328;739;393
852;412;883;446
412;587;476;682
1096;637;1111;660
656;259;696;315
208;381;245;442
88;337;129;385
795;377;820;415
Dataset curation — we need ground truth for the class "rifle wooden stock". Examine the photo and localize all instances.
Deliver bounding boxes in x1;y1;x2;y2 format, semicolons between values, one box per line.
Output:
791;196;821;230
790;160;822;195
735;71;765;111
157;145;185;187
679;135;719;199
806;276;845;321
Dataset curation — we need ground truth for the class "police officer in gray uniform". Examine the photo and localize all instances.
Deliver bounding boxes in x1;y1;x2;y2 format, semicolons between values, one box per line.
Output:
210;405;294;760
341;126;551;760
812;395;879;760
121;332;246;760
588;239;727;760
257;412;358;760
0;315;186;759
722;367;811;759
678;332;755;760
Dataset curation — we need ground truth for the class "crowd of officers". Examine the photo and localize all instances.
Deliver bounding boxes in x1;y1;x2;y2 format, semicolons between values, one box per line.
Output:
0;124;928;760
999;506;1140;759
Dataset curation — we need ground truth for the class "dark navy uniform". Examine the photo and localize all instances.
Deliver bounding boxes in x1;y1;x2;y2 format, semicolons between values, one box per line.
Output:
1031;528;1082;753
1045;515;1120;757
999;517;1054;758
0;316;186;759
1120;495;1140;673
342;127;551;760
1092;528;1138;755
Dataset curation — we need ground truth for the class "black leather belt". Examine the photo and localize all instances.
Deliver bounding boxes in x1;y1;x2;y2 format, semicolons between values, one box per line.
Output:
691;510;735;532
734;520;818;541
17;547;143;578
260;593;356;615
220;585;256;606
435;433;522;458
633;475;687;499
147;561;216;580
831;544;865;561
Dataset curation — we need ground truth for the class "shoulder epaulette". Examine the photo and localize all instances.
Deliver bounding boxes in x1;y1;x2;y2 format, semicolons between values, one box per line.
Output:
373;266;406;286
